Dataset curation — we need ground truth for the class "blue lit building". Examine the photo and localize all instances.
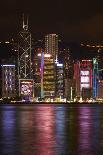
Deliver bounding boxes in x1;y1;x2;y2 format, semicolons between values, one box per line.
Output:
92;58;98;98
1;64;16;98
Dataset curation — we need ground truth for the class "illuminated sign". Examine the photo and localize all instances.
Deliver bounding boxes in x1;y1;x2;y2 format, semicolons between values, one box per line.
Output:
80;70;91;90
38;53;51;58
1;65;15;67
57;63;63;67
81;84;90;89
81;71;89;76
81;76;89;83
19;79;34;97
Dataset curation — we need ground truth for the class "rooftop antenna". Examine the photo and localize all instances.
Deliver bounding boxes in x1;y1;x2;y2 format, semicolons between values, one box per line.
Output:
22;14;28;31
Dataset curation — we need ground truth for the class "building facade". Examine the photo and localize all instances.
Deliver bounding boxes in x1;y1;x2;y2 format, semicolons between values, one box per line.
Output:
17;15;34;99
55;62;64;98
45;34;58;60
74;60;93;100
1;64;15;98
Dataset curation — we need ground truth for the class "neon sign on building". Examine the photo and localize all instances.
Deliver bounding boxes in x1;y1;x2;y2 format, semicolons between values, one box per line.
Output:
19;79;34;99
80;60;92;91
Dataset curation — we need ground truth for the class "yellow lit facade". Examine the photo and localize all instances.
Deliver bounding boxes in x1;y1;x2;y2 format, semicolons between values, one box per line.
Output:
43;56;55;97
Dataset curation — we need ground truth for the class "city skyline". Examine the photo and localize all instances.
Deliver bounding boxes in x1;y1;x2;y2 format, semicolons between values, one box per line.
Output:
0;0;103;42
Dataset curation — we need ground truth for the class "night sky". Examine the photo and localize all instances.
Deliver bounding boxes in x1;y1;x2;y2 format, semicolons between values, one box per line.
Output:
0;0;103;42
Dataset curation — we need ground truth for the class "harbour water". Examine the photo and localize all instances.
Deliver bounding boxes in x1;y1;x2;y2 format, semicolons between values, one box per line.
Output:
0;104;103;155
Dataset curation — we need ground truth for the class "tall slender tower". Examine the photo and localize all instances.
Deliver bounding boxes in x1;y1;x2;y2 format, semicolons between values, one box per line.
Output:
17;15;34;99
18;14;32;79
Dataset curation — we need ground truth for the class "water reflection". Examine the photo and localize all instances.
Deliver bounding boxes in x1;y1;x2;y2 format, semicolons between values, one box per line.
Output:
55;106;66;154
77;107;93;155
0;106;16;154
19;106;36;155
33;105;56;155
0;105;103;155
65;107;77;155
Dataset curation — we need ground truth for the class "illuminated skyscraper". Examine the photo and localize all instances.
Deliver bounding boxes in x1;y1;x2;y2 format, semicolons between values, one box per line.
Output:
1;64;16;98
34;48;43;98
74;60;93;100
18;15;32;79
93;58;98;98
55;62;64;97
37;53;55;98
45;34;58;60
17;15;34;99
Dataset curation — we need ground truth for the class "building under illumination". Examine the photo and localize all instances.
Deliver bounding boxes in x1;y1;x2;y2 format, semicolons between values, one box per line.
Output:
17;15;34;100
1;64;15;98
45;34;58;60
34;48;42;98
36;52;55;98
92;58;98;98
74;60;93;100
43;53;55;98
55;62;64;98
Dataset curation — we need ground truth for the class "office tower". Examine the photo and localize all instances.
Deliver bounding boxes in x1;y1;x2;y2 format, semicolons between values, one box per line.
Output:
74;60;93;100
34;48;43;98
1;64;15;98
80;60;92;100
73;61;80;97
55;62;64;98
45;34;58;60
92;58;98;98
59;48;73;79
18;15;32;79
43;53;55;98
35;51;55;99
17;15;34;99
43;34;58;99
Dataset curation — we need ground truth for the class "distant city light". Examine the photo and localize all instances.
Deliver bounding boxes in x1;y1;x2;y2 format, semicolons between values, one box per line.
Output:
1;65;15;67
44;54;51;57
5;41;10;44
38;53;51;57
57;64;63;67
38;53;41;56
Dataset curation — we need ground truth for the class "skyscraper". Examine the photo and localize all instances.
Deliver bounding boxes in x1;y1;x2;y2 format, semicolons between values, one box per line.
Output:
17;15;34;99
18;15;32;79
45;34;58;60
1;64;15;98
74;60;93;100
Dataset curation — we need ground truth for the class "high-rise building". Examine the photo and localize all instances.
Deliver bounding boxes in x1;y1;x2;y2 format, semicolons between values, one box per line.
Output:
45;34;58;60
1;64;15;98
74;60;93;100
17;15;34;99
18;15;32;79
92;58;98;98
35;52;55;99
43;53;55;98
59;48;73;79
55;62;64;98
74;61;80;97
34;48;43;98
